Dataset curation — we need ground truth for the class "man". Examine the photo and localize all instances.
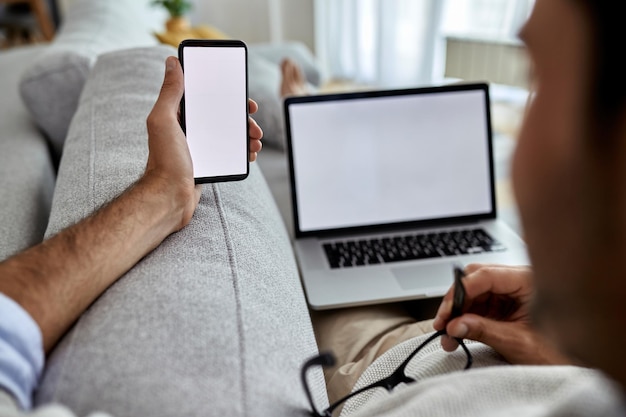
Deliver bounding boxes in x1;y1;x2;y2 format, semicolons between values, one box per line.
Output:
292;0;626;415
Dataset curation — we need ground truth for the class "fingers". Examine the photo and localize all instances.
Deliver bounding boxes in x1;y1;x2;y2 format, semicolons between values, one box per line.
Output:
440;334;460;352
441;313;496;353
445;314;533;364
433;299;452;330
250;138;262;153
461;264;531;301
442;314;511;353
248;103;263;163
249;137;262;162
442;312;570;365
249;116;263;140
434;264;535;360
441;313;500;353
248;98;258;114
154;57;184;120
433;263;531;330
146;57;186;149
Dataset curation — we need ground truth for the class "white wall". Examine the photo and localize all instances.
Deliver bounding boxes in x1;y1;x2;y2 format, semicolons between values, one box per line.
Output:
279;0;315;49
190;0;314;50
57;0;315;52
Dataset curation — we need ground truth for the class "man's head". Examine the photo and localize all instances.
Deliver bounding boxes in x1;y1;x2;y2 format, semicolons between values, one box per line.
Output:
514;0;626;386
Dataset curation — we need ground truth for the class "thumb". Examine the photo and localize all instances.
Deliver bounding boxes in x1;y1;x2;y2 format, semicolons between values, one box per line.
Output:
155;56;184;116
447;314;519;353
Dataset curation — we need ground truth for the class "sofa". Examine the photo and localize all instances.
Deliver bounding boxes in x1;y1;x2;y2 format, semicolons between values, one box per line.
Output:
0;0;328;416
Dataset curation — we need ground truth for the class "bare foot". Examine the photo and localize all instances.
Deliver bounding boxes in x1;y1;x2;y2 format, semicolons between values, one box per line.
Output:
280;58;309;97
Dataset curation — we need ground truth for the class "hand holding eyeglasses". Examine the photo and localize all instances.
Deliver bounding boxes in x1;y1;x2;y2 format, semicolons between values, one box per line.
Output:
301;265;472;417
433;264;570;365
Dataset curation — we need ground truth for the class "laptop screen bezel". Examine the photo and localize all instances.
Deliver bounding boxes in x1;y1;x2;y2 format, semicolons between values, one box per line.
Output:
284;82;497;239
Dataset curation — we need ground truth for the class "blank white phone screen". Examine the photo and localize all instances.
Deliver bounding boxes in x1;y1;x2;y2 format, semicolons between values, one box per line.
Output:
183;46;247;179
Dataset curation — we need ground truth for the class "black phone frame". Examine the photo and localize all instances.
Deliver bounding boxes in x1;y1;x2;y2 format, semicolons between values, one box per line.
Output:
178;39;250;184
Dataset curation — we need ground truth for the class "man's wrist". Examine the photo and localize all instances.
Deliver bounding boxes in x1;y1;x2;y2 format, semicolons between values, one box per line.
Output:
133;173;199;236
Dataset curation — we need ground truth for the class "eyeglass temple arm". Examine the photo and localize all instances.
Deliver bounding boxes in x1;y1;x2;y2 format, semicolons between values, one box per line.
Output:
301;352;336;417
394;330;446;373
457;337;473;369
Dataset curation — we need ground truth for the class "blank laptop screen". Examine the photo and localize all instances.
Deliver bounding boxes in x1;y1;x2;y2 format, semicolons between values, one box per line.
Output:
287;87;494;234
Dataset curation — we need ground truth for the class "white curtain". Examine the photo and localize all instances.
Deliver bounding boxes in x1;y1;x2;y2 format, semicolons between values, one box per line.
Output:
314;0;534;88
315;0;445;88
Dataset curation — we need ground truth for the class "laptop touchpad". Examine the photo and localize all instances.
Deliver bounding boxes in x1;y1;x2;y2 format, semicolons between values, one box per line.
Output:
392;264;453;291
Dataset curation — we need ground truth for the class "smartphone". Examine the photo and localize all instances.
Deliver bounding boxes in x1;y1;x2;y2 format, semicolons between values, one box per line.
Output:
450;265;466;319
178;39;249;183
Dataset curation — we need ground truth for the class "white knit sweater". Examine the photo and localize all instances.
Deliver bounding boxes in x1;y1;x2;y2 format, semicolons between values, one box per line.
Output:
341;333;625;417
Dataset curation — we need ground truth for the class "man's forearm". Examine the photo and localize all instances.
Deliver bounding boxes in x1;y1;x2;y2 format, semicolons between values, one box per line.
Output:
0;176;185;352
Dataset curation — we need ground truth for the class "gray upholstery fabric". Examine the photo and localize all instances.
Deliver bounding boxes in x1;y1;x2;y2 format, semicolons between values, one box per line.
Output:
248;53;285;151
0;45;55;262
36;46;326;417
19;0;158;156
256;147;294;238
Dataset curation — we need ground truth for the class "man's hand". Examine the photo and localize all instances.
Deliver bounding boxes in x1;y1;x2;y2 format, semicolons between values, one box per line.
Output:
248;99;263;162
144;56;201;231
433;264;570;365
143;57;264;232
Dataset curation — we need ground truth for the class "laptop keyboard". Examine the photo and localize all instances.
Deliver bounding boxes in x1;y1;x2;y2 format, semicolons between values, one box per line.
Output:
323;228;506;269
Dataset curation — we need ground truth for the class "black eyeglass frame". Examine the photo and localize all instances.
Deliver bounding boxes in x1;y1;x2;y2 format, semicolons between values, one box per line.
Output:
301;266;472;417
301;331;472;417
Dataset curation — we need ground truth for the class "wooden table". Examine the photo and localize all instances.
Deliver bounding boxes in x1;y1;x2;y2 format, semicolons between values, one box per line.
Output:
0;0;54;41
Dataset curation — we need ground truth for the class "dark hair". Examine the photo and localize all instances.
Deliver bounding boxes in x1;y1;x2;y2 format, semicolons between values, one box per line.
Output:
572;1;626;250
574;1;626;147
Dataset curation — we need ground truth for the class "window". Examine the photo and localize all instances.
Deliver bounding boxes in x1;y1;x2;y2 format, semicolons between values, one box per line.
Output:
442;0;535;42
315;0;535;87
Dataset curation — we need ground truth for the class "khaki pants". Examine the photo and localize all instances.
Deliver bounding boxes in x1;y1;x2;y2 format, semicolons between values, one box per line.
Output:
311;305;435;404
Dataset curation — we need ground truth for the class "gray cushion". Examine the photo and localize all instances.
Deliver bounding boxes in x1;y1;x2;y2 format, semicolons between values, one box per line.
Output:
0;45;55;262
248;53;285;150
248;42;323;150
35;46;326;417
249;42;324;87
19;0;158;157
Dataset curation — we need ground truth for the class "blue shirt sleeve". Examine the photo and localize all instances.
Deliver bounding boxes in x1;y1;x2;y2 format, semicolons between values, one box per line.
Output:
0;292;44;410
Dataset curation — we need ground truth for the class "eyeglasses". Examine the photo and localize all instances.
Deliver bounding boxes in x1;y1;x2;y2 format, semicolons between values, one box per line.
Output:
301;266;472;417
300;331;472;417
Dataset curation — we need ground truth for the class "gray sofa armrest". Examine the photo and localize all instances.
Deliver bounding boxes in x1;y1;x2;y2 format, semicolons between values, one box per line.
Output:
35;46;326;417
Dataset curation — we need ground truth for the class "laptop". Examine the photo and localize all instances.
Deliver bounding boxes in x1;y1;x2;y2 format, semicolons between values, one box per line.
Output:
284;82;528;310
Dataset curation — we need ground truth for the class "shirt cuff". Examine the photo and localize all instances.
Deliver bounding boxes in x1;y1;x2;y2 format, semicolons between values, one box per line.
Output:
0;292;44;410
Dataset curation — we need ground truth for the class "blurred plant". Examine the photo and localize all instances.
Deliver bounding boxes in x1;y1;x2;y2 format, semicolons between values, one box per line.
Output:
151;0;192;18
